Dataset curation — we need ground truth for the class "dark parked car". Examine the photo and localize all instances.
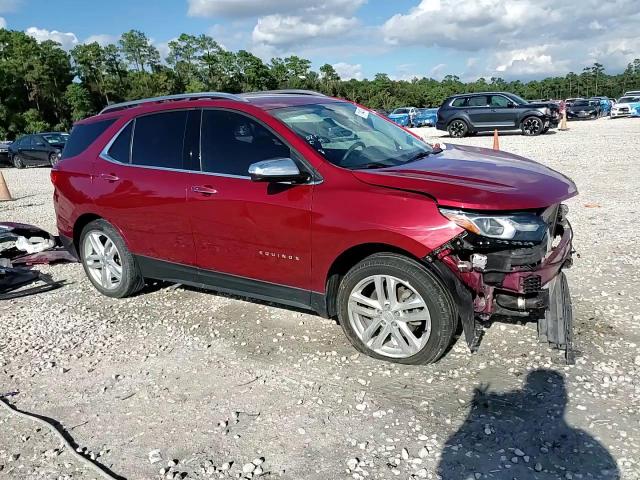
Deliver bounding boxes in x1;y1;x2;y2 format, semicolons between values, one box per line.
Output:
436;92;560;137
566;99;601;120
8;132;69;168
52;91;577;364
0;140;11;164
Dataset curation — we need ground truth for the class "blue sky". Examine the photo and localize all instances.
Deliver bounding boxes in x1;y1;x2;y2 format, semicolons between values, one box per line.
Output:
1;0;638;81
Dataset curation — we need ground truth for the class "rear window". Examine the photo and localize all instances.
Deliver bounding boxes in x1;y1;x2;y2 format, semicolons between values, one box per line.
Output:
62;118;117;159
131;111;188;169
107;122;133;163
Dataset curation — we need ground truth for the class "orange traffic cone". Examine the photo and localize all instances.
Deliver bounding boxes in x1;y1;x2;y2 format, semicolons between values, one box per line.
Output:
492;129;500;150
0;171;12;201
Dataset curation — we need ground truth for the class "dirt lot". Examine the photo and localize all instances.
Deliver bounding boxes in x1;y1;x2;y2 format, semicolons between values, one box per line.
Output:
1;118;640;480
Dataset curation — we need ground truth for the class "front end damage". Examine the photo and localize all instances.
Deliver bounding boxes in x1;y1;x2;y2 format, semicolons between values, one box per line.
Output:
426;204;575;363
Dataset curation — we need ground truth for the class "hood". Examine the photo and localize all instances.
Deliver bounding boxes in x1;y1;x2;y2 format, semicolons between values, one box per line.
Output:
525;101;558;110
351;143;577;211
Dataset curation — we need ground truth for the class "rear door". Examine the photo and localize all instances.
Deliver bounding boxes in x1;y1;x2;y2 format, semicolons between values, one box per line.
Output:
187;108;313;292
92;110;198;267
465;95;491;127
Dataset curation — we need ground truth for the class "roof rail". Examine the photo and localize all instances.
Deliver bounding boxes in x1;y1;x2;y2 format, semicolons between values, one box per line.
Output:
243;89;327;97
99;92;248;114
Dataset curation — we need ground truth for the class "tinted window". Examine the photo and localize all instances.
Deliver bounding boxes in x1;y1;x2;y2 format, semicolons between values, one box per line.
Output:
62;118;117;159
201;110;290;176
467;96;489;107
451;97;467;107
490;95;510;107
107;122;133;163
131;111;188;169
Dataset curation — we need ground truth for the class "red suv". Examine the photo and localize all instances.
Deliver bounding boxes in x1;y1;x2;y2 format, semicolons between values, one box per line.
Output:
52;90;577;364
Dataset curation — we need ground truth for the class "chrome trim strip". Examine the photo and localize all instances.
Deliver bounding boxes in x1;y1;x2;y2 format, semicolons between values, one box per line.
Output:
99;92;249;114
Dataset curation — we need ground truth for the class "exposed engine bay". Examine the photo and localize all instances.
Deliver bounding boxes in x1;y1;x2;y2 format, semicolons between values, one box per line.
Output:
429;204;575;363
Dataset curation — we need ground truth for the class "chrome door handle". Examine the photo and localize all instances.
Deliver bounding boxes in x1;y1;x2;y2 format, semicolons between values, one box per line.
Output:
99;173;119;182
191;186;217;195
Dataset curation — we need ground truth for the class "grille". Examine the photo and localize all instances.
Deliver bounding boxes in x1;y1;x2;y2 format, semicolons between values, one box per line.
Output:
523;275;542;294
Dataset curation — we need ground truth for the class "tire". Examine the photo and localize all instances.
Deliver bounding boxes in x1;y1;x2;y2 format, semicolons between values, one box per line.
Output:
79;219;144;298
48;152;58;167
447;119;468;138
521;116;544;136
13;155;25;169
336;253;457;364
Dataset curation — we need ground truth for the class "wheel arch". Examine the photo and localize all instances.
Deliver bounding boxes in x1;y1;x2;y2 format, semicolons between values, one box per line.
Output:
322;243;424;318
72;213;103;255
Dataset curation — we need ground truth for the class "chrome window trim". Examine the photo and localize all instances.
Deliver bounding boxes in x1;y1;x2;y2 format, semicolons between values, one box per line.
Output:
98;109;322;184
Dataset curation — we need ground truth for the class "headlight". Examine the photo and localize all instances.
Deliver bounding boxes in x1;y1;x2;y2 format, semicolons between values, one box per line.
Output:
439;208;547;241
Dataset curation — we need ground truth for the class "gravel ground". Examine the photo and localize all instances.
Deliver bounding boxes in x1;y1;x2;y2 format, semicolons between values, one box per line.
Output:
1;117;639;480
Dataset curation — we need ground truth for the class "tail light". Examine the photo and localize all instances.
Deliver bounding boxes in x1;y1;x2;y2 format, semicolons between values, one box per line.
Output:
50;169;59;186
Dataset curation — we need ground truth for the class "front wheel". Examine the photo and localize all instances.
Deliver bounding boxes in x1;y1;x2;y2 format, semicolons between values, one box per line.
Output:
336;253;457;364
521;116;544;136
79;219;144;298
447;119;468;138
48;152;59;167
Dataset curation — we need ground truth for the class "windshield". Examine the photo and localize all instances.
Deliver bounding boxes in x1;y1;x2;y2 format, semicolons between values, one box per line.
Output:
619;96;640;103
272;102;433;170
573;101;590;106
391;108;410;114
43;133;69;144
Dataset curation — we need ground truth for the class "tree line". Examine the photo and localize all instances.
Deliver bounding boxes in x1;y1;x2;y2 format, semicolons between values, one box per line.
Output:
1;28;639;139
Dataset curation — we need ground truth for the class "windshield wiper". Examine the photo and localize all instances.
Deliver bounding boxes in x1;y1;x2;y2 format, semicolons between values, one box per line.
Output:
408;151;432;162
351;163;390;170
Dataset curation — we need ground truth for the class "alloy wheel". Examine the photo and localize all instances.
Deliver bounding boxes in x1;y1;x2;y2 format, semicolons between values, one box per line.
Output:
448;120;466;138
347;274;431;358
49;152;58;167
522;117;542;135
82;231;123;290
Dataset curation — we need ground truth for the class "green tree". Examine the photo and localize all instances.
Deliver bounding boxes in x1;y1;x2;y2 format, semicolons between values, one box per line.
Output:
64;83;94;122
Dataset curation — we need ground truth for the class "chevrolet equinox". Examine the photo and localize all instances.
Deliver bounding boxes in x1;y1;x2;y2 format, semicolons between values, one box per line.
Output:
52;90;577;364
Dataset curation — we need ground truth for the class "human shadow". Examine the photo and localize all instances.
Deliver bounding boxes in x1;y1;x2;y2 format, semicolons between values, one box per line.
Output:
437;369;619;479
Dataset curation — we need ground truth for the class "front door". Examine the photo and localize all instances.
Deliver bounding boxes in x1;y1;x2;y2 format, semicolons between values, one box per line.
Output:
487;94;518;127
188;108;313;294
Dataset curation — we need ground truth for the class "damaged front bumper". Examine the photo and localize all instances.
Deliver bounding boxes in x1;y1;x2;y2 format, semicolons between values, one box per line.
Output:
426;205;574;359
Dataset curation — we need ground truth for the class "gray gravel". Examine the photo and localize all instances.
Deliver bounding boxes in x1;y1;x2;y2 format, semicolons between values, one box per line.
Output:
1;117;639;479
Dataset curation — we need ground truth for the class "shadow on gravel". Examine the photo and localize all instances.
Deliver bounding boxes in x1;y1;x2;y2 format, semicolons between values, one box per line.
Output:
437;369;619;479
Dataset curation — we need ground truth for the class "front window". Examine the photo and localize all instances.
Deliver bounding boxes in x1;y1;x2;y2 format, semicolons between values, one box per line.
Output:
42;133;69;144
504;93;528;105
573;100;590;107
272;102;433;170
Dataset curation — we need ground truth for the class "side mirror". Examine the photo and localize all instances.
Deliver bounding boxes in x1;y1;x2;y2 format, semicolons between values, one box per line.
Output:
248;158;309;184
507;102;517;108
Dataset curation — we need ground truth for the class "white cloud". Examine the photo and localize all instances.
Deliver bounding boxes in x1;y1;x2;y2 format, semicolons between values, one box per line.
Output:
26;26;78;50
0;17;5;28
252;14;358;47
382;0;640;77
84;34;118;46
333;62;363;80
188;0;363;18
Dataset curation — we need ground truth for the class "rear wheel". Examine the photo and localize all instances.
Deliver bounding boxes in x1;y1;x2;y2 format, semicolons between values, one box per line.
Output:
337;253;457;364
521;116;544;136
79;219;144;298
447;119;468;138
13;155;25;169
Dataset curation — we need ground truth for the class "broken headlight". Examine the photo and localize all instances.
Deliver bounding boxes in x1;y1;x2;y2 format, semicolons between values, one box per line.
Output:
439;208;547;242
